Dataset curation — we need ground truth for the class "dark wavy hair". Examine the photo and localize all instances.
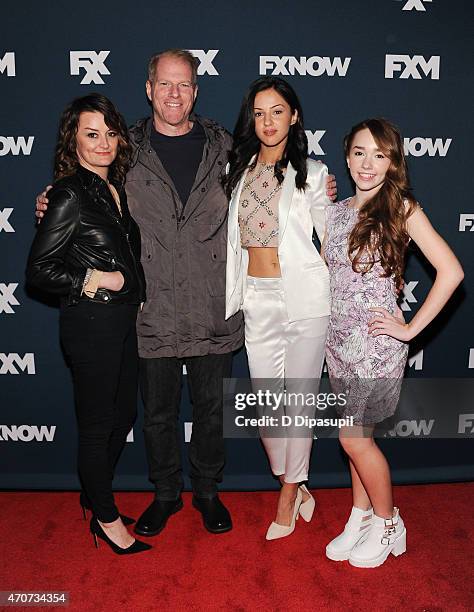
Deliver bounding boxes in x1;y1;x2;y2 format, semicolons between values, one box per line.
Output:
345;118;417;292
224;77;308;199
54;93;131;185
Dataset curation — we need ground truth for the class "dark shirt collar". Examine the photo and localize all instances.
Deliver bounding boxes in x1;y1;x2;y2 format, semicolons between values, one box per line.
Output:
150;117;202;137
143;113;207;144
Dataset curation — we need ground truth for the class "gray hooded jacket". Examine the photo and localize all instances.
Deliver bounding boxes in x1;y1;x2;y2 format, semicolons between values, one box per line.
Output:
126;115;244;358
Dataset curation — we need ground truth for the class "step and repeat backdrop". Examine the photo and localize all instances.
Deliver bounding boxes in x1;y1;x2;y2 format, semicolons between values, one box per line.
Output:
1;0;473;490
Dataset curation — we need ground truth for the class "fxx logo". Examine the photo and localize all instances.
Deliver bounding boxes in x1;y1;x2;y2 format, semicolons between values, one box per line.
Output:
188;50;219;75
401;0;432;11
404;137;451;157
458;414;474;434
459;214;474;231
70;51;110;84
0;208;14;232
400;280;419;311
260;56;351;77
0;353;35;374
0;425;56;442
0;52;15;76
0;137;34;156
385;55;440;79
306;130;326;155
408;349;423;371
0;283;19;314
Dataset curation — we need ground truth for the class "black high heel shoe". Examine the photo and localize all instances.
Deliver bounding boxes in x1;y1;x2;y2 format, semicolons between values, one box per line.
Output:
80;492;135;526
90;517;152;555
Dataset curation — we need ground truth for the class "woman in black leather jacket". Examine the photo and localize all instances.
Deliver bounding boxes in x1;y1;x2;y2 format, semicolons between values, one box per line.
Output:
27;94;150;555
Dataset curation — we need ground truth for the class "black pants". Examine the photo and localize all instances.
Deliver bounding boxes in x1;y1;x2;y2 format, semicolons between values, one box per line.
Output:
60;301;139;522
140;353;233;500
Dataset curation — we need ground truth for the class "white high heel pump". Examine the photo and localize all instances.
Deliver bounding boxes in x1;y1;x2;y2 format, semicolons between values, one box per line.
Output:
298;484;316;522
266;488;303;540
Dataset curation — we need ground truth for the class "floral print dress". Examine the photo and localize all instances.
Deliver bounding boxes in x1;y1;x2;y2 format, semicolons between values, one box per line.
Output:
324;198;408;424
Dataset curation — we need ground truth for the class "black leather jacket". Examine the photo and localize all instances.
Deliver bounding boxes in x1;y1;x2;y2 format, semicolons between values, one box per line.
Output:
27;165;146;306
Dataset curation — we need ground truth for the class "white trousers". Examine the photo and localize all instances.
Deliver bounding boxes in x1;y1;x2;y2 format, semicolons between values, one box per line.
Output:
243;277;328;483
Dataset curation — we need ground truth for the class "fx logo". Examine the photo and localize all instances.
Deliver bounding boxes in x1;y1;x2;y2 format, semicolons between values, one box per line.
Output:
458;414;474;435
0;52;15;76
408;349;423;370
0;208;14;232
401;0;432;10
0;283;19;314
385;55;440;80
404;137;451;157
0;353;35;374
306;130;326;155
188;50;219;75
400;280;419;311
70;51;110;84
259;56;351;77
0;136;34;156
459;214;474;231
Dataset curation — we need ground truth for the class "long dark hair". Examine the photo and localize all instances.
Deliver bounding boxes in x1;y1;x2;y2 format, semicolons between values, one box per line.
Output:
54;93;131;185
345;118;416;292
224;77;308;199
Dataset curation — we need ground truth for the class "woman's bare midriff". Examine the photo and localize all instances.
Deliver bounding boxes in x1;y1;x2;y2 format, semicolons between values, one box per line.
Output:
247;247;281;277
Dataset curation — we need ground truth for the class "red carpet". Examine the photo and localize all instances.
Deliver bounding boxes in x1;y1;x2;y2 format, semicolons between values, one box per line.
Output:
1;484;473;611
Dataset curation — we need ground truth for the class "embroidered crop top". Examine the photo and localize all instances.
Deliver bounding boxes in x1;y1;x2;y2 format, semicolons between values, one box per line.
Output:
238;162;282;247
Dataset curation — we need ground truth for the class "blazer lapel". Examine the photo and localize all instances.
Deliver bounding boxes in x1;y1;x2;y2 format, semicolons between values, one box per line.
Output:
228;163;252;252
278;162;296;244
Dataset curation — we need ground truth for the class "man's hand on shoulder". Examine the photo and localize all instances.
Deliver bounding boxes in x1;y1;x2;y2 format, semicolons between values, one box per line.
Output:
325;173;337;202
35;185;52;222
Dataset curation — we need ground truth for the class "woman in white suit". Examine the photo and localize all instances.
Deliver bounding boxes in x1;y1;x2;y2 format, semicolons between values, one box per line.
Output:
224;77;333;540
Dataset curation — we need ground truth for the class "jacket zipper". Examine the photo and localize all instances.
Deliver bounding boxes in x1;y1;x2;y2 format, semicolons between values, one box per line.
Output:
102;191;144;299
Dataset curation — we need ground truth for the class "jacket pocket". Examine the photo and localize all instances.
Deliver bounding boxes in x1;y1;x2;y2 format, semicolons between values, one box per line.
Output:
206;286;242;336
141;237;155;262
196;222;224;243
207;273;225;297
136;298;159;336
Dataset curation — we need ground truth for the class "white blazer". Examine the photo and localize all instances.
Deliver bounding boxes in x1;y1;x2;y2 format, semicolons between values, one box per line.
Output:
225;158;331;322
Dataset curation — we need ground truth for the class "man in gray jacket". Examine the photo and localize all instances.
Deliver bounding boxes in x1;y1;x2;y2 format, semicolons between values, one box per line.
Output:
129;49;242;535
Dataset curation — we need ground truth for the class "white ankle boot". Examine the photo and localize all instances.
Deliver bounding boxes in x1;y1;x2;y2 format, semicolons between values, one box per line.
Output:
326;506;373;561
349;507;406;568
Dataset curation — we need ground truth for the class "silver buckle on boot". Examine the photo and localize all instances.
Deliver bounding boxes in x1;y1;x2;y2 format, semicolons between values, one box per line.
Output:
381;527;396;545
381;515;397;545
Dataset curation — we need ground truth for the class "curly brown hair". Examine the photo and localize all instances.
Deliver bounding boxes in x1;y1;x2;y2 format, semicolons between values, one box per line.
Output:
54;93;131;185
345;118;417;292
